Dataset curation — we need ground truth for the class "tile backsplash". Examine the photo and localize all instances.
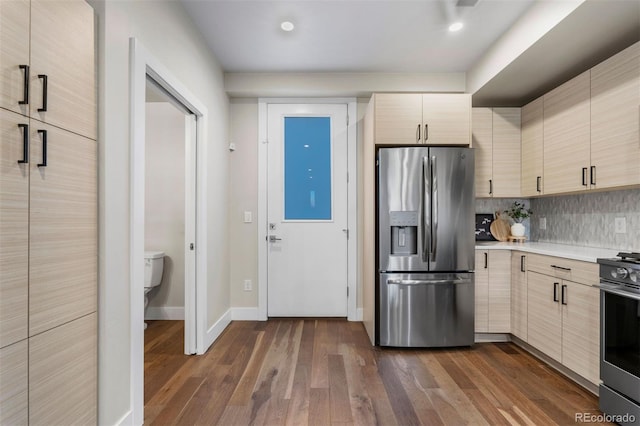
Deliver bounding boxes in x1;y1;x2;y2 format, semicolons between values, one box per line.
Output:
530;189;640;251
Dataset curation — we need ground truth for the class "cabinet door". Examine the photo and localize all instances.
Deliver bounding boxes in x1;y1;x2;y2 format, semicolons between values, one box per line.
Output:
29;122;97;336
30;0;96;140
488;250;511;333
373;93;422;144
591;42;640;189
527;271;562;362
29;313;97;425
0;109;29;348
0;0;30;116
472;108;492;197
422;94;471;145
561;281;600;384
0;340;28;425
511;252;527;341
474;250;489;332
521;97;544;196
491;108;521;197
543;71;591;194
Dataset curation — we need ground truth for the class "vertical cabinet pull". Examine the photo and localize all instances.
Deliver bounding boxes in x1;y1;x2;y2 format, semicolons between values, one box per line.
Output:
582;167;588;186
37;129;47;167
590;166;596;185
536;176;541;193
489;179;493;195
19;65;29;105
416;124;421;144
484;252;488;269
37;74;48;112
553;282;559;302
424;123;429;142
17;124;29;164
561;284;568;305
520;255;526;273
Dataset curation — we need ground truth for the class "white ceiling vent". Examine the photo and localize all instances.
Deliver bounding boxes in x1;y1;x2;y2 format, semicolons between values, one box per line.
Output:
456;0;480;7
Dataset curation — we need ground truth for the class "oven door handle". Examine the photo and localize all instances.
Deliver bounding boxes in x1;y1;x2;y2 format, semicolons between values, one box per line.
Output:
598;285;640;301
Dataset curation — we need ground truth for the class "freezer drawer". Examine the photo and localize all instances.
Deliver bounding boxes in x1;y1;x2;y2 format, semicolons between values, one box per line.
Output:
378;272;474;347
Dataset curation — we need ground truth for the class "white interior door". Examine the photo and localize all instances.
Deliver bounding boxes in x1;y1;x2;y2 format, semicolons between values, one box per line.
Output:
184;113;197;354
267;104;348;317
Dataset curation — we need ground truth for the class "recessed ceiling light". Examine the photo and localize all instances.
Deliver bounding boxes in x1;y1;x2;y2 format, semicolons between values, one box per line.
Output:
448;21;464;32
281;21;295;32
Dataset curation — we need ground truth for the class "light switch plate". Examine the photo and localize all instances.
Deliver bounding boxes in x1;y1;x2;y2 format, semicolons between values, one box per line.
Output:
539;217;546;230
244;211;252;223
244;279;252;291
615;217;626;234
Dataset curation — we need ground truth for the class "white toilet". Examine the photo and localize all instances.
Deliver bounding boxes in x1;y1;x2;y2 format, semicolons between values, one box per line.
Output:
144;251;165;329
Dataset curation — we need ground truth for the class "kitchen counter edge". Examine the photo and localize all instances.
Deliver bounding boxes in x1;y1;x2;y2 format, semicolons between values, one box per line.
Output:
474;242;620;263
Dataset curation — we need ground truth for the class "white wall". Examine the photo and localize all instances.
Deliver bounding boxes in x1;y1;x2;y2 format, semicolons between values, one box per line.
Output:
145;102;185;315
92;1;229;424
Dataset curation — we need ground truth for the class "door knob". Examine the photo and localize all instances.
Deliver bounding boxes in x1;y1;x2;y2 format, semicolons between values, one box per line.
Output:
268;235;282;242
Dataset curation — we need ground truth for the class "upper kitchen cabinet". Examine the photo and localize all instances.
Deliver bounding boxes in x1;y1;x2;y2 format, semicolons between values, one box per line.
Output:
0;0;30;117
543;71;591;194
521;97;543;197
371;93;471;145
590;41;640;190
30;0;96;140
472;107;521;198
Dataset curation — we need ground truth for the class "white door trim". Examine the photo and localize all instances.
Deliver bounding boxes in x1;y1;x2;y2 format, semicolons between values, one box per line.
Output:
257;98;358;321
129;38;209;426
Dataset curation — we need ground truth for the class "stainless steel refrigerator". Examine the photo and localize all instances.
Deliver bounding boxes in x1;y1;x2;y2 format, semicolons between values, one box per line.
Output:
377;146;475;347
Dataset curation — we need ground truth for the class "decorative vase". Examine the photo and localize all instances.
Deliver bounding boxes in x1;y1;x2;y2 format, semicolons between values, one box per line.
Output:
511;222;525;237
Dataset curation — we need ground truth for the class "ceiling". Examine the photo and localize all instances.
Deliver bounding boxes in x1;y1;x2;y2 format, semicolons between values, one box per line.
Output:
181;0;640;106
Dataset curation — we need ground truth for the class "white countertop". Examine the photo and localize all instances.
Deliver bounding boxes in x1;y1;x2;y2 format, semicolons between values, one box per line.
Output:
474;241;620;263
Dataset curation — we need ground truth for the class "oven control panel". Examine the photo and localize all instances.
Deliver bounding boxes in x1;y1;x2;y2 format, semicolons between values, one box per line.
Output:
599;260;640;288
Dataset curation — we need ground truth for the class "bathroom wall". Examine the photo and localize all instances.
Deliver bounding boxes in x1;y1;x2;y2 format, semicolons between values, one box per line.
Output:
475;198;532;240
145;102;186;318
531;189;640;250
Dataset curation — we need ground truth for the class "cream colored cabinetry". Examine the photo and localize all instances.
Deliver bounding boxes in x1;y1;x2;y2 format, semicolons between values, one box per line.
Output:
0;0;96;422
590;41;640;189
543;71;591;194
521;97;543;196
511;251;527;341
526;254;600;384
0;110;29;349
475;250;511;333
371;93;471;145
472;107;521;197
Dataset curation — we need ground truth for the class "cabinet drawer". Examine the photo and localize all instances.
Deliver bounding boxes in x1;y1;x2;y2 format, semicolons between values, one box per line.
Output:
526;253;598;286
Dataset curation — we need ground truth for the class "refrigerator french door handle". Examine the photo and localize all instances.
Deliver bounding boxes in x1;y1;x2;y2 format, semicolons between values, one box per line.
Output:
430;155;437;261
387;278;471;286
422;156;430;262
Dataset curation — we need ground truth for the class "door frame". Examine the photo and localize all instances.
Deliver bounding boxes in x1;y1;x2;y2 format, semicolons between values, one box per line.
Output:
130;38;209;425
257;98;358;321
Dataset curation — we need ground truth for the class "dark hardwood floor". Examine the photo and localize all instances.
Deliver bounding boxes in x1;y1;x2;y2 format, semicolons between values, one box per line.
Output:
144;319;609;425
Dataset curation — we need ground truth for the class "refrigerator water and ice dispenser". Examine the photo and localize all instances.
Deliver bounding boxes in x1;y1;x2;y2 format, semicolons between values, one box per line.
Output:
389;211;418;255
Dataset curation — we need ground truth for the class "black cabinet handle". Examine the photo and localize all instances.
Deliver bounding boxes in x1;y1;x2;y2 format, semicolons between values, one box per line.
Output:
582;167;588;186
551;264;571;272
561;284;567;305
553;282;559;302
520;255;526;272
536;176;541;193
484;252;488;269
489;179;493;195
19;65;29;105
37;129;47;167
425;124;429;142
590;166;596;185
416;124;421;143
17;124;28;164
37;74;48;112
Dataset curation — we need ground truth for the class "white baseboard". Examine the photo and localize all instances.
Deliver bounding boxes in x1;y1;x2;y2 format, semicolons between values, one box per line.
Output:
354;308;363;322
114;410;133;426
145;306;185;320
231;307;260;320
204;309;232;352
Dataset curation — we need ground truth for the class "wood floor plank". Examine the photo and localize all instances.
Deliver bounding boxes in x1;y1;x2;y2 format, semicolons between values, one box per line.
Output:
144;320;611;426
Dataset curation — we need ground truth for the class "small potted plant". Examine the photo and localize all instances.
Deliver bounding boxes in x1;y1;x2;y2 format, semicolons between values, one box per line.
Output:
506;201;532;237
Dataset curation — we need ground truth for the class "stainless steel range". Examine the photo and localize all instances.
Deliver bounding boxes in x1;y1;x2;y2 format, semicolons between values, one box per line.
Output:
597;252;640;425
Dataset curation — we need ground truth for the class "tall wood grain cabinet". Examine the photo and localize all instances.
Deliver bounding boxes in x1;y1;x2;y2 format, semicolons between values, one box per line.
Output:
520;97;543;197
0;1;97;424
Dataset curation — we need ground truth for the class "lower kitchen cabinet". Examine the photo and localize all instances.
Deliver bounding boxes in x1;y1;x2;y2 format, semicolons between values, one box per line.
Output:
475;250;511;333
527;271;600;384
29;313;97;425
0;339;28;425
511;251;527;341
